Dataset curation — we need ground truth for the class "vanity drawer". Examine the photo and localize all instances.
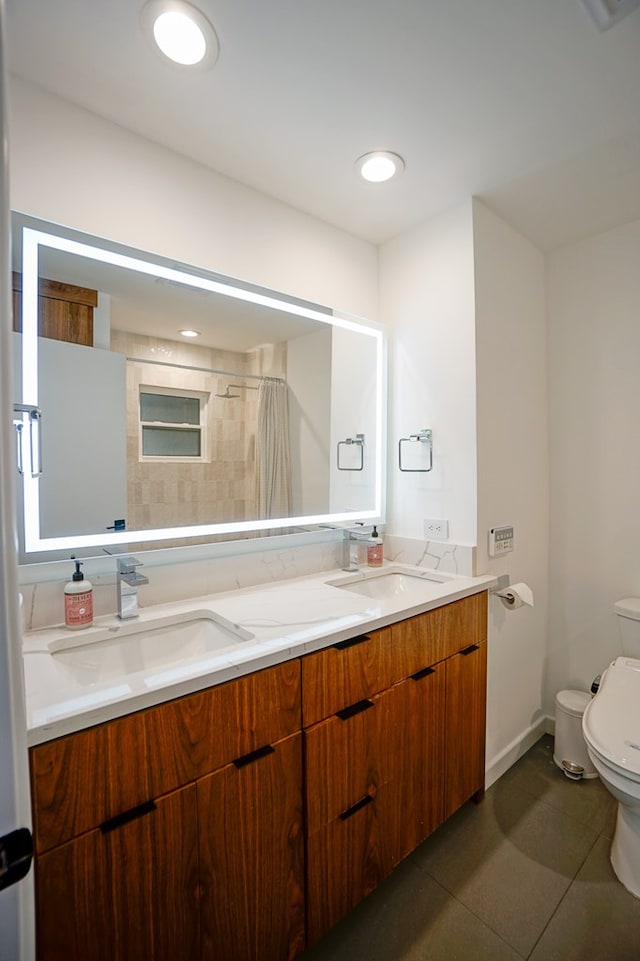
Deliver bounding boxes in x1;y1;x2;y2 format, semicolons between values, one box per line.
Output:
304;685;402;835
302;593;486;727
390;592;488;670
30;660;301;853
147;659;301;797
302;626;395;726
30;710;151;854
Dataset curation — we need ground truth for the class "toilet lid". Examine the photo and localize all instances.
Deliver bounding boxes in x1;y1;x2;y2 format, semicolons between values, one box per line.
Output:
583;657;640;777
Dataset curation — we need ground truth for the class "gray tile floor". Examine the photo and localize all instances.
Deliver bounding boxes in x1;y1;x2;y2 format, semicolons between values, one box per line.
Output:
300;735;640;961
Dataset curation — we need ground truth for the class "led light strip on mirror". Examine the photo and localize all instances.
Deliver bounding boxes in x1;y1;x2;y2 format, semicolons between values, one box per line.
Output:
17;217;386;555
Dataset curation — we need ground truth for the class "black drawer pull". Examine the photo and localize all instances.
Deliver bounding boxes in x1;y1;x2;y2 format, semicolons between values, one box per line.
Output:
333;634;370;651
339;794;374;821
100;800;156;834
336;699;374;721
233;743;275;769
461;644;480;656
410;666;435;681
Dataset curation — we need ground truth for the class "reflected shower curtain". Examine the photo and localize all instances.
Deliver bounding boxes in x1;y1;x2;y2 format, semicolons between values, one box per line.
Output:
256;380;292;519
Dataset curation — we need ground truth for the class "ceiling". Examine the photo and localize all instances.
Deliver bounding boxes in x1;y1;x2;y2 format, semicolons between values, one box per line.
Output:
7;0;640;250
13;215;327;351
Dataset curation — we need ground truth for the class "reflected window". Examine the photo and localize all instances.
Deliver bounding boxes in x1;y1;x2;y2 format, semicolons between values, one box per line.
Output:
139;386;208;460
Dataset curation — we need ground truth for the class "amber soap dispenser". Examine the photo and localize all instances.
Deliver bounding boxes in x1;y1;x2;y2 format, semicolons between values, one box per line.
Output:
367;526;383;567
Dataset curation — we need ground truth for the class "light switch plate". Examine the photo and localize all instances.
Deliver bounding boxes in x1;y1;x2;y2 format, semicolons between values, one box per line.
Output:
489;525;514;556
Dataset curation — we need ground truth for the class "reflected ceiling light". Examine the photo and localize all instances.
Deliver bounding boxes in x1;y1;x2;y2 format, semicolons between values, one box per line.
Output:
142;0;219;67
356;151;405;183
179;328;200;337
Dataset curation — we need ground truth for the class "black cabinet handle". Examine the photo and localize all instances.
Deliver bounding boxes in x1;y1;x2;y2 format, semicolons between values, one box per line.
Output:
233;743;275;769
461;644;480;656
336;699;374;721
333;634;370;651
339;794;374;821
99;800;156;834
410;665;436;681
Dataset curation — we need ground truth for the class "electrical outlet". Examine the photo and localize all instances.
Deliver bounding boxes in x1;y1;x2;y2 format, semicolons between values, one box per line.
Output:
424;518;448;541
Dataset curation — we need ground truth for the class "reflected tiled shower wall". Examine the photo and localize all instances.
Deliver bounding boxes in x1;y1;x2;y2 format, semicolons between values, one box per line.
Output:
111;330;280;530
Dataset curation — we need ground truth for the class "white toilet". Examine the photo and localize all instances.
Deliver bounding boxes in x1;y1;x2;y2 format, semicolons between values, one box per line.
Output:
582;598;640;898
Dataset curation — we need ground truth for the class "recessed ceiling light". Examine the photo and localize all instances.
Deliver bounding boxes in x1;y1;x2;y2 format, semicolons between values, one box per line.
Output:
356;151;405;183
179;329;200;338
142;1;219;67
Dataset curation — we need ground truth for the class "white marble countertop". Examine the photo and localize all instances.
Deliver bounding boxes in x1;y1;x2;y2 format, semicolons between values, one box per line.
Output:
22;563;497;746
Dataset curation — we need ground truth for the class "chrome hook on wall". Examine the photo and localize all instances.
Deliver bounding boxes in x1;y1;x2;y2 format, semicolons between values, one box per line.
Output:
398;428;432;472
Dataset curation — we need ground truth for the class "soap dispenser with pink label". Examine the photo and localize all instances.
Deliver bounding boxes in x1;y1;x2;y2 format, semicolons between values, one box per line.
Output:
64;557;94;629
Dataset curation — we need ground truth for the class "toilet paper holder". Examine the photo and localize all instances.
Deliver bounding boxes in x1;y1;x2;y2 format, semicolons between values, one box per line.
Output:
491;574;511;595
491;576;535;610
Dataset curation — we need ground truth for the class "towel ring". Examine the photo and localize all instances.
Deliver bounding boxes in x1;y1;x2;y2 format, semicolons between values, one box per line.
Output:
337;433;365;471
398;429;432;472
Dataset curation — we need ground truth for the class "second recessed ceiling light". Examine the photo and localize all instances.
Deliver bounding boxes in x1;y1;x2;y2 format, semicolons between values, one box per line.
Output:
356;151;405;183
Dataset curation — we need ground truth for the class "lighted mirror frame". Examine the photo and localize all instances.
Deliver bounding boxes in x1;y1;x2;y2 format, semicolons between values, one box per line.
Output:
18;223;386;554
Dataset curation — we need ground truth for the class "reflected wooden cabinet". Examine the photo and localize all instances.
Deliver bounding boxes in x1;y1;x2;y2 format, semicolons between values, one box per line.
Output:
29;592;488;960
12;272;97;346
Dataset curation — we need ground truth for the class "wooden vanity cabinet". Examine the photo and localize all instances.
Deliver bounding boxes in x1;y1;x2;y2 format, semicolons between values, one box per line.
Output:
29;660;303;961
302;592;487;945
29;591;488;960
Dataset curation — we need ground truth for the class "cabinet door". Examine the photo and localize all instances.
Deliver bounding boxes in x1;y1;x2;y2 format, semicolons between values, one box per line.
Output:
304;686;405;945
198;732;305;961
304;687;401;834
392;664;447;862
35;785;200;961
30;709;150;854
306;779;396;947
443;641;488;818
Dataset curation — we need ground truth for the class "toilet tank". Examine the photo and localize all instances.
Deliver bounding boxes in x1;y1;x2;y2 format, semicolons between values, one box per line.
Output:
614;598;640;657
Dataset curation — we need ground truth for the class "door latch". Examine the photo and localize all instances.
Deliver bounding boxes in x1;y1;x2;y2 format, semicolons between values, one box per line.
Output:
0;827;33;891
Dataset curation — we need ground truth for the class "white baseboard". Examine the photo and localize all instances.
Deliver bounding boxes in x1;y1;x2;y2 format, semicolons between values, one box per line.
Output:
485;715;553;789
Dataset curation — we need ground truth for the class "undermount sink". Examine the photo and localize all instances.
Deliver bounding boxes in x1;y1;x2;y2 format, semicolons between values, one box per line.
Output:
46;610;253;685
328;567;449;601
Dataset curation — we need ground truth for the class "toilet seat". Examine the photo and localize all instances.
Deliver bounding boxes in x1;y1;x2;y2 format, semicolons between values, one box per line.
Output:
582;656;640;783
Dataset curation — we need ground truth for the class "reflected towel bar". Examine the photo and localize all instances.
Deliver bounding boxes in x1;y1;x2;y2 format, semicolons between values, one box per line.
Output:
337;433;365;471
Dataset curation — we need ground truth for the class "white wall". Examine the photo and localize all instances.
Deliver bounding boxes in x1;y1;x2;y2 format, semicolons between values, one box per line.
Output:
9;79;378;321
546;217;640;710
330;326;379;514
287;328;332;514
473;199;549;780
379;201;478;547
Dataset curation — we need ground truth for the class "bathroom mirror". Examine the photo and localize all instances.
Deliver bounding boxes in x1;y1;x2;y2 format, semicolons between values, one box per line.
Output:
12;213;385;560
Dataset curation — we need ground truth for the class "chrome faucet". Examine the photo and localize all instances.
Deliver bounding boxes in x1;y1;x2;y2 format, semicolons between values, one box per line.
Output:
116;557;149;619
342;524;373;572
